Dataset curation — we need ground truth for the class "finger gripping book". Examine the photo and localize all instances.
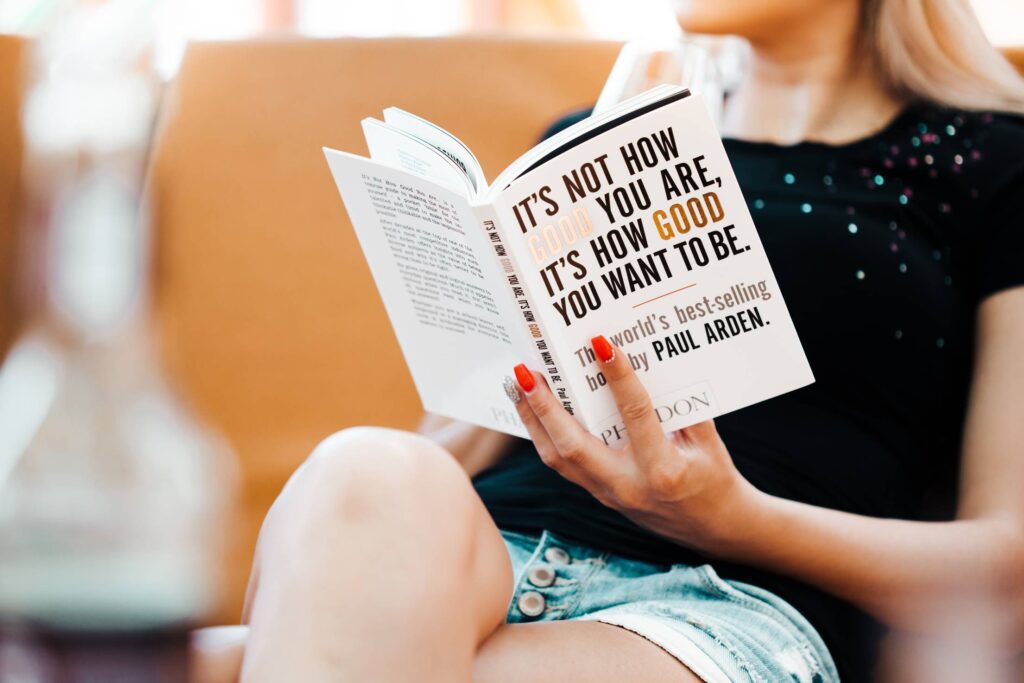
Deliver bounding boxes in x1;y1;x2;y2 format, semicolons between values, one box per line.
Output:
324;86;813;447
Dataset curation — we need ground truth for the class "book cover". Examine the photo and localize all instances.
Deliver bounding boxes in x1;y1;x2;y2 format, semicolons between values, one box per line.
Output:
323;87;813;446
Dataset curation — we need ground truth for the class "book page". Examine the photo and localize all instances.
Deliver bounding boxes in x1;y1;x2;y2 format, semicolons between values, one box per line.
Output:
323;148;528;437
382;107;487;196
362;119;474;196
492;93;814;447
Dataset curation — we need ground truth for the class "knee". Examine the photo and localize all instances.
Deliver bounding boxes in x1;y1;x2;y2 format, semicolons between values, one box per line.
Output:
282;426;471;522
310;425;463;487
189;626;247;683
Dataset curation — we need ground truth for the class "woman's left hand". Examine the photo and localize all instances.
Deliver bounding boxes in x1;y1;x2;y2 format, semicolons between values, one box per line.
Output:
509;335;757;553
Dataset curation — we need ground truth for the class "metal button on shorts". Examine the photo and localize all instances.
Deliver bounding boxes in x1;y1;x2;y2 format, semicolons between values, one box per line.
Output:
527;564;556;588
543;546;571;565
517;590;546;618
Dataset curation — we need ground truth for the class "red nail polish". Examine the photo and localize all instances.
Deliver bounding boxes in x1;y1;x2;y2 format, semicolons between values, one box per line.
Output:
514;364;535;393
591;335;615;363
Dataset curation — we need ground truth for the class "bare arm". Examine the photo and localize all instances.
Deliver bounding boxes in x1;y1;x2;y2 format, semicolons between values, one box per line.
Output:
417;413;515;477
714;288;1024;641
507;290;1024;648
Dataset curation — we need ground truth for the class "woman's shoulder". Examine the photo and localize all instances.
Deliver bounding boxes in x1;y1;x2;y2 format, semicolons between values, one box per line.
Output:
896;99;1024;132
538;107;594;142
887;101;1024;203
895;100;1024;167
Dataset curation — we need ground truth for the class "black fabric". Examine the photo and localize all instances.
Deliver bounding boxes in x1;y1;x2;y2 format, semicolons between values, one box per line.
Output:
473;102;1024;681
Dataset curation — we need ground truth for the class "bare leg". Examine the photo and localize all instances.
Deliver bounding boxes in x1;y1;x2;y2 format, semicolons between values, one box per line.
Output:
876;629;1023;683
189;626;247;683
192;426;703;683
193;618;702;683
239;427;513;682
474;621;701;683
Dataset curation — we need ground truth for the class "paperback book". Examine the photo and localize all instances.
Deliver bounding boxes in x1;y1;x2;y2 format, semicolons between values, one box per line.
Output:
324;85;813;446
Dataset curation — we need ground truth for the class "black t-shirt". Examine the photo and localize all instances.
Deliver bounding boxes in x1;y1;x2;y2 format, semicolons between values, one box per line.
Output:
473;102;1024;681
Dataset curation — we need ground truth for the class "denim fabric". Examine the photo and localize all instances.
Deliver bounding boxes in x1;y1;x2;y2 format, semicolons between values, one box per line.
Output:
501;529;839;683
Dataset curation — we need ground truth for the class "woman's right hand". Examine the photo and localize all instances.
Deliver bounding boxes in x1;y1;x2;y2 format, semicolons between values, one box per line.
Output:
418;414;514;477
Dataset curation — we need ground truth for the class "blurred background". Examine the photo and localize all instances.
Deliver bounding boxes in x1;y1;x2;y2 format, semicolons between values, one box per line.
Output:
0;1;1021;681
1;0;1021;69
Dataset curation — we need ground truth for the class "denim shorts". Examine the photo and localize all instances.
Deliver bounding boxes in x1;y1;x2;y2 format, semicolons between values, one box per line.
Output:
500;529;838;683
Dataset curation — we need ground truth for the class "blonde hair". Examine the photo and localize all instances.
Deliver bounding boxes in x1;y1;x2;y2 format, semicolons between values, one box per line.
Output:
861;0;1024;114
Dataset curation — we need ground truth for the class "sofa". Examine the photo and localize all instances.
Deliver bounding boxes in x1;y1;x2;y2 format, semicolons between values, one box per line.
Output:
0;35;24;357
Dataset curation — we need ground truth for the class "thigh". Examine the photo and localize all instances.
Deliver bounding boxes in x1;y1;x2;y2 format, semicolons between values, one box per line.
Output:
473;621;701;683
190;626;248;683
193;612;700;683
494;530;837;683
239;428;516;682
246;427;513;635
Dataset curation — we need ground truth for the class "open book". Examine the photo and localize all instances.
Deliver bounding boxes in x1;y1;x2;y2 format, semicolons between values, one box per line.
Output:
324;85;813;446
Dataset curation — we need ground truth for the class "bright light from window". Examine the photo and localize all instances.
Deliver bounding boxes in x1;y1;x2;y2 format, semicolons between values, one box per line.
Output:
576;0;680;40
0;0;58;34
297;0;464;37
970;0;1024;46
163;0;262;40
1;0;1020;64
153;0;262;78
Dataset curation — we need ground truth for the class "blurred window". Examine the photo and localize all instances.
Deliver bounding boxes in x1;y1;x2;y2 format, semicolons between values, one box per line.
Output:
0;0;1019;69
971;0;1024;47
296;0;463;36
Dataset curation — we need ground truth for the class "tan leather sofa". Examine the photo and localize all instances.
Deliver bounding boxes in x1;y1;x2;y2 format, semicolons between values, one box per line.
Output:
0;35;24;357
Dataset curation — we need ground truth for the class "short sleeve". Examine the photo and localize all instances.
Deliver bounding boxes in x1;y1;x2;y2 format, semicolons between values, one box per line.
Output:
538;107;594;143
977;159;1024;300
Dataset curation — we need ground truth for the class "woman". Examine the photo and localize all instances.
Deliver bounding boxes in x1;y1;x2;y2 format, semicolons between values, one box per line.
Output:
194;1;1024;681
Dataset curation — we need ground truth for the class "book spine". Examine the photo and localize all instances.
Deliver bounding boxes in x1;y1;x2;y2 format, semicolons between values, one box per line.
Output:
482;216;583;419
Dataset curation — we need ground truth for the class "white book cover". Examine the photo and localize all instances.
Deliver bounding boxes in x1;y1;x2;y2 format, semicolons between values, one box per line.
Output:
324;87;813;446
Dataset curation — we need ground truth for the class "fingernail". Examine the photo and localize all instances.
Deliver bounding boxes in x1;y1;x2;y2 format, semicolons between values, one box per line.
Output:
513;364;535;393
502;376;522;403
591;335;615;363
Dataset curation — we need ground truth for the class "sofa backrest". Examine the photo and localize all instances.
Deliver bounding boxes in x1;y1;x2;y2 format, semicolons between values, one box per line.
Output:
148;35;620;489
0;35;25;357
1004;47;1024;73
